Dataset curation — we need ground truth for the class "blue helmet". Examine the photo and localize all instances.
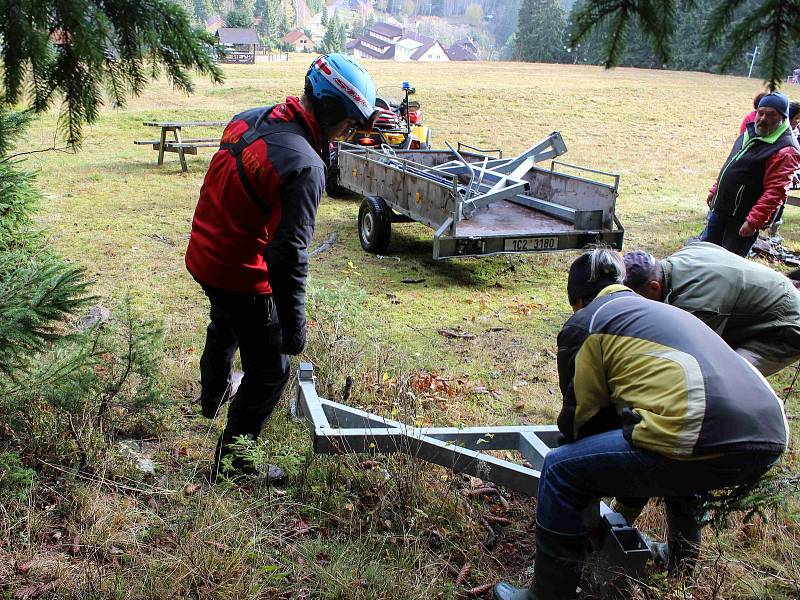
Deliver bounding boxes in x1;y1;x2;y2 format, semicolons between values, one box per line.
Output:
306;54;378;127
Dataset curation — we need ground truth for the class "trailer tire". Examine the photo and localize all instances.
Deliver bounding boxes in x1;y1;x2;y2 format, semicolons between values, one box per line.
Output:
326;164;346;198
358;196;392;254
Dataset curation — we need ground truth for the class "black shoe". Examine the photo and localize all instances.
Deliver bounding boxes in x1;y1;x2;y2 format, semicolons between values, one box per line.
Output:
200;371;243;419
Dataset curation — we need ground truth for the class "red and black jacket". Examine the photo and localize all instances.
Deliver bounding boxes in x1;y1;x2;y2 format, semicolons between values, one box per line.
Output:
186;97;326;351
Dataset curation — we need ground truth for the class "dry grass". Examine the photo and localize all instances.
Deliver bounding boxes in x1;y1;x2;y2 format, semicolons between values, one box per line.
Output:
2;55;798;598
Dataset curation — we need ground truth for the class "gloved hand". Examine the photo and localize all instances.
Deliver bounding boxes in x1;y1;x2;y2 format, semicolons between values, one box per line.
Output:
272;290;307;355
280;323;306;355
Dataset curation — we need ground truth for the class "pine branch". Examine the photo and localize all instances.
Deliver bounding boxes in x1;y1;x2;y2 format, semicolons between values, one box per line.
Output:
0;0;224;146
636;0;676;63
710;0;797;91
604;3;634;68
704;0;748;47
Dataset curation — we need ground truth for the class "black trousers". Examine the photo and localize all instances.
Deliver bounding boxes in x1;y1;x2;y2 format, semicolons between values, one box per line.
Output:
199;285;290;440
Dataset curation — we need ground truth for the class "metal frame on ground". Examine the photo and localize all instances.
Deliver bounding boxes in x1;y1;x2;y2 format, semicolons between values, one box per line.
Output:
292;363;651;580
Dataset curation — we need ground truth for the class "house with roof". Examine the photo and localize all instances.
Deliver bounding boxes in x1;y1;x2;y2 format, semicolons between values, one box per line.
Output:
215;28;260;64
347;22;450;62
283;30;314;52
446;41;478;61
206;15;224;34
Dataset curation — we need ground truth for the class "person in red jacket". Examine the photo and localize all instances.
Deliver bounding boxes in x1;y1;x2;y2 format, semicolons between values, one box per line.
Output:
702;92;800;256
739;91;766;135
185;54;378;481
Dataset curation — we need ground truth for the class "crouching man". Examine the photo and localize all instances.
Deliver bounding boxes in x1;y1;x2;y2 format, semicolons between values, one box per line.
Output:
493;249;788;600
623;241;800;376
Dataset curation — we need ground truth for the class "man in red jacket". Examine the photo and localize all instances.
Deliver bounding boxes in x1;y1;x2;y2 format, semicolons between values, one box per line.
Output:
185;54;378;481
702;92;800;256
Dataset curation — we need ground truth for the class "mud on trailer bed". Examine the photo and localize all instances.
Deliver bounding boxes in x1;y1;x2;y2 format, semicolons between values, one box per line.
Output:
331;133;624;259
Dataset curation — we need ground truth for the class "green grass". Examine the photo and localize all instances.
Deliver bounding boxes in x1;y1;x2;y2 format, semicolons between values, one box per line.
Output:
4;55;799;598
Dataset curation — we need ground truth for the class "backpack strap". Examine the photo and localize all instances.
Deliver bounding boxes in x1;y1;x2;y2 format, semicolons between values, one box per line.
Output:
220;107;306;214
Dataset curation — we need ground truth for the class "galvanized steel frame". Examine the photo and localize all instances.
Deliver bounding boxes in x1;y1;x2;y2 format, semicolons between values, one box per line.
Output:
292;363;651;579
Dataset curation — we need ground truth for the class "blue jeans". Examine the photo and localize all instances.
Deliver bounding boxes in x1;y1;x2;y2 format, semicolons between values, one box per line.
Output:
700;211;758;257
536;429;781;536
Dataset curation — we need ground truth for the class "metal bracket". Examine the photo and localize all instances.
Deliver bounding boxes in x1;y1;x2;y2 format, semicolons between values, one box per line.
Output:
293;364;650;579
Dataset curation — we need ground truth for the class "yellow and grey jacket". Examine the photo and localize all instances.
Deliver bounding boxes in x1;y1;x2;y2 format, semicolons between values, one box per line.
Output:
556;285;788;459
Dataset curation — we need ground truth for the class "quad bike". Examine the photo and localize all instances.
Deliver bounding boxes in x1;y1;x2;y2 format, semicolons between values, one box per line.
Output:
326;82;432;196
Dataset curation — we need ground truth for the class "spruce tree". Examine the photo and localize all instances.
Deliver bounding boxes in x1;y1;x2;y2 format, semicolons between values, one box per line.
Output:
0;0;222;465
515;0;567;63
0;0;223;148
569;0;800;90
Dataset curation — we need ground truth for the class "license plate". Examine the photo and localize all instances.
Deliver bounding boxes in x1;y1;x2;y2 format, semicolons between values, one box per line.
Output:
504;236;558;252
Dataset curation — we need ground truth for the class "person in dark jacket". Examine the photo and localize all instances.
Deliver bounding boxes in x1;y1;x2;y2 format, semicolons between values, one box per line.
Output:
702;92;800;256
493;249;788;600
185;54;378;481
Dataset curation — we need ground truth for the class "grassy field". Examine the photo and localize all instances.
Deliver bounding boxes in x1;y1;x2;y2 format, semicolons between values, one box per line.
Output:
3;55;799;598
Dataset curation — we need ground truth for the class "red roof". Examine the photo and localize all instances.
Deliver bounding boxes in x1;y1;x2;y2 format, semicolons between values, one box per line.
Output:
283;29;311;44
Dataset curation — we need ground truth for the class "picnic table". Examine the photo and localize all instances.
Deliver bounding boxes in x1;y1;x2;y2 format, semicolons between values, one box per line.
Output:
134;120;227;172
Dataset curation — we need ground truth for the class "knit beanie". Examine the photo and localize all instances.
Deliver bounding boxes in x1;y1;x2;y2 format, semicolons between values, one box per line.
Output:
758;92;789;118
623;251;657;291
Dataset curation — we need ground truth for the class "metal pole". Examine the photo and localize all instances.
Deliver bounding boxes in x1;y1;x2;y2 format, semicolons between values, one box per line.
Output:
748;45;759;78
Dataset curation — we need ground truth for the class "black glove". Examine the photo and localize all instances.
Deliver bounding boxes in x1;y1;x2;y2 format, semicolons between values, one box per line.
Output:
272;289;306;355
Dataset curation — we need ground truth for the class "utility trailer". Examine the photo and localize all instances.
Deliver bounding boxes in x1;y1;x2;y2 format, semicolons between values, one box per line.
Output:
332;132;625;259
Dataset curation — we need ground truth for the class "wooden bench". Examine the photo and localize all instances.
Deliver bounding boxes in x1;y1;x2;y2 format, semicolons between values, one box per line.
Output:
135;121;226;172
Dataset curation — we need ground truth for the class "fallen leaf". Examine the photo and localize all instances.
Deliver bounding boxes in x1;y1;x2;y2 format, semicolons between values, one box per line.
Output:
13;582;56;600
294;518;312;536
183;483;201;496
146;497;158;510
513;401;525;411
16;559;35;574
108;546;124;556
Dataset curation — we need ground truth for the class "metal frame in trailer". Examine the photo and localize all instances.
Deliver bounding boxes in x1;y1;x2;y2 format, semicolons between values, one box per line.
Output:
334;132;624;259
292;363;651;582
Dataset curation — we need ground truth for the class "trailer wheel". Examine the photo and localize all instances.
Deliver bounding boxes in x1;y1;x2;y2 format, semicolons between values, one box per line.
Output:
326;164;346;198
358;196;392;254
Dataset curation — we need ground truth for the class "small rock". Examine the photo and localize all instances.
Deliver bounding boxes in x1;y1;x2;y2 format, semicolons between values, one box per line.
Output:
76;305;110;331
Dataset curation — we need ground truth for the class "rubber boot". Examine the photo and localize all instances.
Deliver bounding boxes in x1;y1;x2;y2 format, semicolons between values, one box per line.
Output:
664;497;703;578
493;527;586;600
